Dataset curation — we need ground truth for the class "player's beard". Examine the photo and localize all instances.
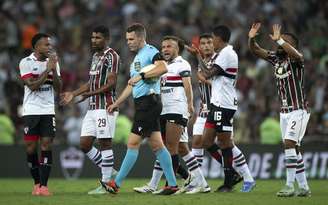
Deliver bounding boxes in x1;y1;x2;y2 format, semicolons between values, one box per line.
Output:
276;46;287;59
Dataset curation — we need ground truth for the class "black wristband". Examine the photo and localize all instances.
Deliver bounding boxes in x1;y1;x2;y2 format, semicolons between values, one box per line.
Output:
140;72;146;80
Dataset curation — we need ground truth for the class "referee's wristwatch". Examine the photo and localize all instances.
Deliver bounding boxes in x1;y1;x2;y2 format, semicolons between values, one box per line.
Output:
140;72;146;80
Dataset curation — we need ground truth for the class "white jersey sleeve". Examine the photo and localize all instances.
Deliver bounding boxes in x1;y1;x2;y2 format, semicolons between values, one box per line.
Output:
210;45;238;110
19;58;33;79
178;60;191;77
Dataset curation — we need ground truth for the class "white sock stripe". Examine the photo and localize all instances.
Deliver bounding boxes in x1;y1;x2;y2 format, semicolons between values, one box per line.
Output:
189;164;199;171
186;160;198;169
234;155;245;163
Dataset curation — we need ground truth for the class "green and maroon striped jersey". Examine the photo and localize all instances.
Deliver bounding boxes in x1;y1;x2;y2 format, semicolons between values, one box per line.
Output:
89;47;119;110
266;52;308;113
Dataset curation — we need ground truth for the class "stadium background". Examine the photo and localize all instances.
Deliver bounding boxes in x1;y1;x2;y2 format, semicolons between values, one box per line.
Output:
0;0;327;180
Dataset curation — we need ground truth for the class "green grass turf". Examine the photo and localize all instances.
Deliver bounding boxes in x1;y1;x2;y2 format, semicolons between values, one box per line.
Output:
0;179;326;205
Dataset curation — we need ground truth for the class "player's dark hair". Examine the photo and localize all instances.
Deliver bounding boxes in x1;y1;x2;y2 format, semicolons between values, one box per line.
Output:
199;33;212;41
93;25;110;39
163;35;185;54
126;23;146;39
212;25;231;42
31;33;50;49
283;32;299;48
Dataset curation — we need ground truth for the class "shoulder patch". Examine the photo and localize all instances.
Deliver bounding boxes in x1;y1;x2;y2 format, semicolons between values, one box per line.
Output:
26;58;32;61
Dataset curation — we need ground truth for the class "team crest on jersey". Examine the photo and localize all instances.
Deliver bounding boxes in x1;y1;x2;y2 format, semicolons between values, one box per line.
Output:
134;61;141;71
274;61;291;79
24;126;29;134
161;76;167;85
33;67;38;71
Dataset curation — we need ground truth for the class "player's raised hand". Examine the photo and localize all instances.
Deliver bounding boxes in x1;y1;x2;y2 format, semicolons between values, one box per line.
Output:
60;92;74;105
47;52;58;71
269;24;282;41
248;23;261;38
185;44;201;57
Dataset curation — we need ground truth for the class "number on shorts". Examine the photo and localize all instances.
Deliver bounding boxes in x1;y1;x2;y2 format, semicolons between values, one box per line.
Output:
98;118;106;127
291;121;296;130
214;111;222;122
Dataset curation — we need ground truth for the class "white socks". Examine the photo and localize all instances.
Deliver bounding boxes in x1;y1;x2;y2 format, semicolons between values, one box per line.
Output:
101;149;114;183
148;160;163;189
191;148;204;167
86;147;102;168
285;148;297;187
232;146;254;182
296;153;309;190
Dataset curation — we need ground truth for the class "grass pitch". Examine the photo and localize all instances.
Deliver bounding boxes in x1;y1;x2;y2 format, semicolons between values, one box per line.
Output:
0;179;326;205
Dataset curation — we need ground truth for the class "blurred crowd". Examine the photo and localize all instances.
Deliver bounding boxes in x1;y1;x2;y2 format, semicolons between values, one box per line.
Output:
0;0;327;145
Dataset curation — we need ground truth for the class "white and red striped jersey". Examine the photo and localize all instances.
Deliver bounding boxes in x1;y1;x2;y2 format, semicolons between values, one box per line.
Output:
197;53;218;117
211;45;238;110
19;53;61;115
161;56;191;118
88;47;120;110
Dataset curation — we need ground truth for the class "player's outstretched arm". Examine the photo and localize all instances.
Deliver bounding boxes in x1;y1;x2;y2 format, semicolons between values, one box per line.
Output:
182;76;194;117
143;60;167;79
107;84;132;112
269;24;303;61
185;45;209;73
60;83;89;105
248;23;270;59
83;72;117;97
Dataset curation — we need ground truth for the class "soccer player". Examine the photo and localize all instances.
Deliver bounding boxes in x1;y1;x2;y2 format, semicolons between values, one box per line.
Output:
19;33;62;196
190;33;216;167
248;23;311;197
134;36;209;194
192;26;255;192
60;26;119;194
186;33;245;192
105;23;178;195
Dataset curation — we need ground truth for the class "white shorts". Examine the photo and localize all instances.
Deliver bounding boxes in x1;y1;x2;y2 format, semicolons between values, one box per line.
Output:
192;116;206;136
280;109;310;145
180;127;189;143
81;110;118;139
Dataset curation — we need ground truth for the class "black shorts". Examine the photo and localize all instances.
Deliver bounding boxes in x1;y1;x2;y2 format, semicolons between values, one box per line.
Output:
205;104;236;133
23;115;56;141
160;114;188;140
131;94;162;138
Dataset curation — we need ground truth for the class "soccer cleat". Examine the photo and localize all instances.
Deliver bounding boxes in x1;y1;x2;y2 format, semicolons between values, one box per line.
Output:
276;185;295;197
215;184;233;193
100;180;119;194
295;188;311;197
88;185;107;195
185;185;211;194
133;183;156;193
38;186;52;196
32;184;40;196
240;181;256;192
174;184;195;194
153;186;179;195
